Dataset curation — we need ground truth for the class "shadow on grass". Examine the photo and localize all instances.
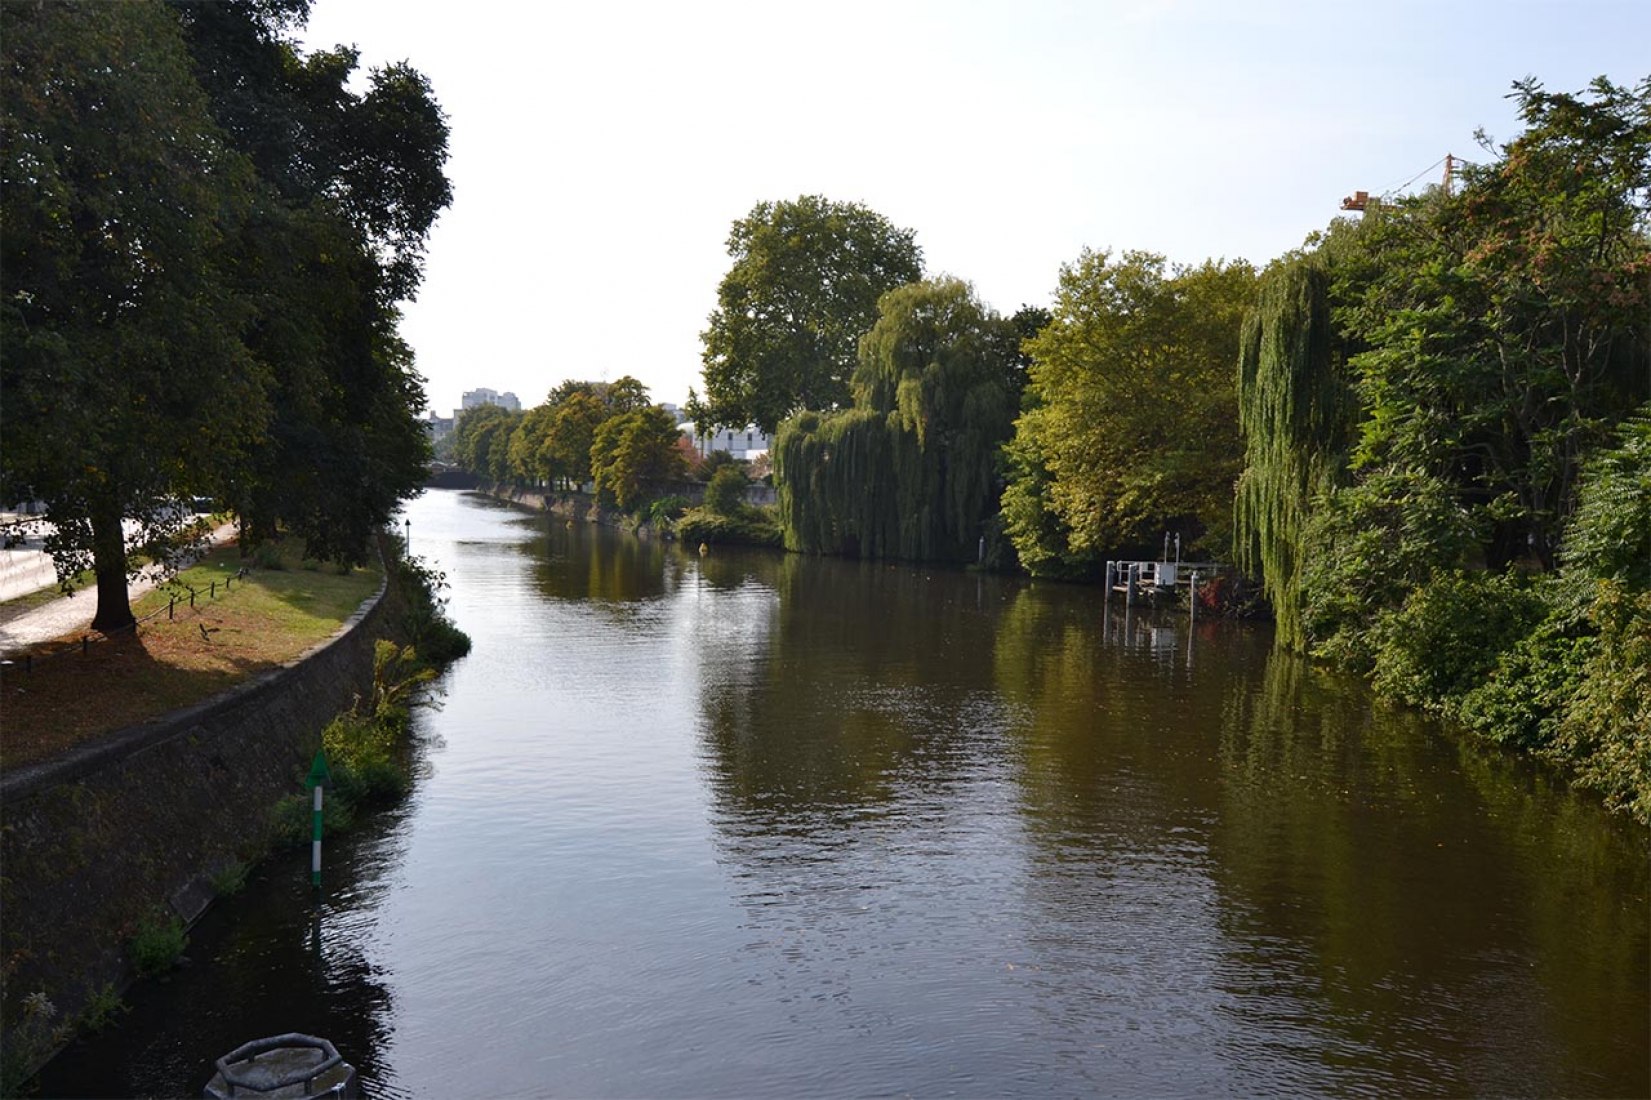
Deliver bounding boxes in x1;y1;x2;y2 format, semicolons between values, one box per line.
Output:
0;631;271;773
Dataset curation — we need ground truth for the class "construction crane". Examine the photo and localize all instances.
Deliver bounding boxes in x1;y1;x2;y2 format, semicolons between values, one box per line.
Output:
1341;153;1458;212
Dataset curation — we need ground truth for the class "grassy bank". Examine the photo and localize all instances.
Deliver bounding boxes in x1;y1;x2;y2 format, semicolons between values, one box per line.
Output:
0;539;380;772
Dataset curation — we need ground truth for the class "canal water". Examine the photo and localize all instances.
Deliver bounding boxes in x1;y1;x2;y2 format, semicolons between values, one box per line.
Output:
44;490;1649;1097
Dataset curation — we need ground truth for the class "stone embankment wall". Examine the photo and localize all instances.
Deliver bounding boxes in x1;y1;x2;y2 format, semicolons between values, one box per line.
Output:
483;485;607;523
0;577;398;1040
479;480;776;517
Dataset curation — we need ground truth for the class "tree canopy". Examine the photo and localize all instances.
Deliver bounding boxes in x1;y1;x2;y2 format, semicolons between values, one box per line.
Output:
1002;250;1257;578
1236;76;1650;652
695;195;923;435
0;0;451;628
1;0;266;629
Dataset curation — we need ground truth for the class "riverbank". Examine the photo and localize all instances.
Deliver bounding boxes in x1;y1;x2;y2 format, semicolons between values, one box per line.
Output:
0;536;467;1089
1;541;381;772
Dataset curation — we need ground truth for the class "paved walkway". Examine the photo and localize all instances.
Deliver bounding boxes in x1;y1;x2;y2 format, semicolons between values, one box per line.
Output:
0;521;238;658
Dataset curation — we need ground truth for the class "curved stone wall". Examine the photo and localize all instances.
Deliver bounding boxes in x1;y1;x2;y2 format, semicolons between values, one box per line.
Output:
0;576;394;1052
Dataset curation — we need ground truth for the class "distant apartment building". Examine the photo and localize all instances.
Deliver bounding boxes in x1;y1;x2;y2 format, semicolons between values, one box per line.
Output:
461;388;521;413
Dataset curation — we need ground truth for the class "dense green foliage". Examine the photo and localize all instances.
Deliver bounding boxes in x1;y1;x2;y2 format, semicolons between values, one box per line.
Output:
1004;251;1257;578
591;406;687;511
0;0;449;628
694;195;923;434
704;466;751;516
1337;93;1648;575
1;1;264;629
676;507;784;549
1226;77;1650;818
775;278;1017;562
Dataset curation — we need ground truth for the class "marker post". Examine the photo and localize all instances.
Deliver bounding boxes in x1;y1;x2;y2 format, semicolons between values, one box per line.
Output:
306;751;334;888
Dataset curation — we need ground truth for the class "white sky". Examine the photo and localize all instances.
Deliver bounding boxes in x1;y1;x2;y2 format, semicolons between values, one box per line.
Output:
299;0;1649;419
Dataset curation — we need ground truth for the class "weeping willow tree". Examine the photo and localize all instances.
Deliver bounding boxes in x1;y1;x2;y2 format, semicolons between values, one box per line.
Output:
1233;258;1356;649
774;277;1016;562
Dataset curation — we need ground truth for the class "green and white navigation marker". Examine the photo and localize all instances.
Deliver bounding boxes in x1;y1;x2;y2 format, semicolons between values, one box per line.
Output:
306;750;334;887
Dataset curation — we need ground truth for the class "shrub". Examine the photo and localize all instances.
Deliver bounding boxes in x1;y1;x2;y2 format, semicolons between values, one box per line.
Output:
1562;407;1651;586
79;985;126;1033
323;708;411;803
1453;595;1594;751
270;789;356;846
1301;469;1480;669
703;466;749;517
130;913;187;977
391;553;471;665
676;506;783;548
1551;582;1651;823
1369;570;1545;710
647;496;689;526
210;860;250;897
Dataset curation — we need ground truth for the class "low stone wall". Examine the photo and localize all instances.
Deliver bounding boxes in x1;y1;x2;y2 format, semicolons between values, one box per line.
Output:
0;575;396;1047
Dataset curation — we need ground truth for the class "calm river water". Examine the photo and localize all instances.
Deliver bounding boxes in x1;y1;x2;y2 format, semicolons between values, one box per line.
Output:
44;489;1649;1097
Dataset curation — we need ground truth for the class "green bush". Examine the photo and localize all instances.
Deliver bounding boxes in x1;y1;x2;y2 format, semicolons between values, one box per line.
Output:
1453;596;1594;751
270;789;357;846
391;553;471;664
703;466;749;517
323;708;411;803
677;506;783;548
210;860;250;897
130;913;187;977
1301;469;1480;669
647;495;689;526
1562;407;1651;586
1551;582;1651;823
79;985;126;1033
1369;570;1545;710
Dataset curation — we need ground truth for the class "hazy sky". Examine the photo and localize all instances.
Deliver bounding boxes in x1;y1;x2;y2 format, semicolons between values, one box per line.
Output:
300;0;1649;419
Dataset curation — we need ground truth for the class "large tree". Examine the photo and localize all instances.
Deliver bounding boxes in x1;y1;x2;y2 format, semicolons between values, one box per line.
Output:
1341;76;1650;571
169;5;451;562
1001;250;1257;578
1232;253;1359;648
590;406;685;511
695;195;923;435
1;0;267;630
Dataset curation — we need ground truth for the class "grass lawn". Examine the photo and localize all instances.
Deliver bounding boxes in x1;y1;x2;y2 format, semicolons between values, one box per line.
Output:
0;540;381;773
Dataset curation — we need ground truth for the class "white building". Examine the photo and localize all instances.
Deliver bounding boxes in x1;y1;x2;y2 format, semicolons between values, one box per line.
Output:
679;422;771;460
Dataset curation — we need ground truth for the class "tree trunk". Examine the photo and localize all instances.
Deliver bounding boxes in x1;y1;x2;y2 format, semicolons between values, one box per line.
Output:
90;498;135;633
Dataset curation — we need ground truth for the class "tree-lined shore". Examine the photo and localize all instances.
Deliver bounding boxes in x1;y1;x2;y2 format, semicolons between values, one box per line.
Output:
453;77;1648;819
2;0;450;631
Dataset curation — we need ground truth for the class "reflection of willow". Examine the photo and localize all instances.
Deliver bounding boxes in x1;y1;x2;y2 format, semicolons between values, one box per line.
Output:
1212;648;1651;1096
697;552;1017;830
